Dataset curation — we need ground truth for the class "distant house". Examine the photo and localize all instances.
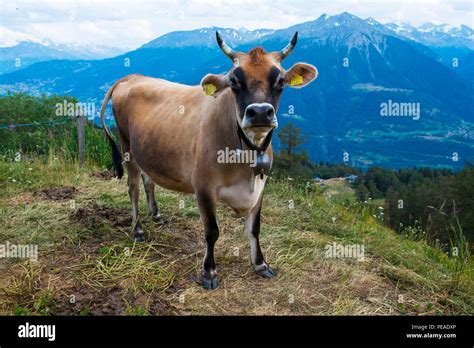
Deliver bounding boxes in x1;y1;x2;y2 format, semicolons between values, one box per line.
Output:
346;175;358;183
313;177;324;183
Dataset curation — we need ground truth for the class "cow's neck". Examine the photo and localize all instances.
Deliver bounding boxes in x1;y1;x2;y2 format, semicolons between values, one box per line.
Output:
236;124;273;179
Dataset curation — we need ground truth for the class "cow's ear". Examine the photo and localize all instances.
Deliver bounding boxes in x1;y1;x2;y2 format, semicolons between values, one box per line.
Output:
201;74;229;97
285;63;318;88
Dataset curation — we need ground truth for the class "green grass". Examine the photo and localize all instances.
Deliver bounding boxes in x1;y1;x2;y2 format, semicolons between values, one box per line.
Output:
0;155;472;315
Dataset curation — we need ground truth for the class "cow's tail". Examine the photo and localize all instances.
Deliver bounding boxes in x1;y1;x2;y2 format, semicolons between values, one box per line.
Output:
100;81;124;179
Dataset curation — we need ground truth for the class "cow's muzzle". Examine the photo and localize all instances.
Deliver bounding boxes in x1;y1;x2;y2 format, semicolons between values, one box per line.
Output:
242;103;278;130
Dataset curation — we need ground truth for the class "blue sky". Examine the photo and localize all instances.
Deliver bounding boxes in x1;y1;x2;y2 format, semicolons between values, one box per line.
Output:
1;0;473;49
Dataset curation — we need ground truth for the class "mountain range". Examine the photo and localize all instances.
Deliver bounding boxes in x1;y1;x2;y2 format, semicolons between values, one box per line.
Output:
0;12;473;169
0;41;124;74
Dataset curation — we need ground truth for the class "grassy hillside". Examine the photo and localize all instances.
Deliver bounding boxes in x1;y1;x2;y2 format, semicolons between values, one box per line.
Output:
0;156;472;315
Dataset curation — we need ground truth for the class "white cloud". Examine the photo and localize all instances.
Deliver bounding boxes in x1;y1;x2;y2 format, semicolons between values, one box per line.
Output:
0;26;42;47
0;0;472;49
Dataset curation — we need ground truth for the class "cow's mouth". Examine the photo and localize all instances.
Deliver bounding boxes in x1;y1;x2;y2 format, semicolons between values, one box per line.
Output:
244;122;278;129
241;125;276;147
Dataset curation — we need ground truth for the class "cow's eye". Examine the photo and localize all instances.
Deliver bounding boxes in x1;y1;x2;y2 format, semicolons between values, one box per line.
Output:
229;76;239;90
277;77;285;88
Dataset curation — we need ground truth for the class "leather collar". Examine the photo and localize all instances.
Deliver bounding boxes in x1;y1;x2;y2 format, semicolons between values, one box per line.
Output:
236;122;274;179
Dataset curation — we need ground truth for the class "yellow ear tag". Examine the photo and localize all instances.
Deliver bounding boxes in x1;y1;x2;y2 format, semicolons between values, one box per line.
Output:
290;73;304;86
203;84;217;96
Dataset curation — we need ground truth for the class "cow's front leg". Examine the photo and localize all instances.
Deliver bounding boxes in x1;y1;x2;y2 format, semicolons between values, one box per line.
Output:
196;190;219;290
245;193;275;278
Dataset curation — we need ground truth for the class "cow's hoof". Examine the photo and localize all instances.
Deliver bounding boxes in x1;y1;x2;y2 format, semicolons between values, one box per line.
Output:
133;221;145;242
151;214;165;225
256;265;276;278
133;233;146;242
200;274;218;290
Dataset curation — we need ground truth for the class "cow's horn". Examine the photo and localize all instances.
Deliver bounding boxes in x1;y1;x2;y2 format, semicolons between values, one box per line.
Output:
216;31;237;60
279;32;298;61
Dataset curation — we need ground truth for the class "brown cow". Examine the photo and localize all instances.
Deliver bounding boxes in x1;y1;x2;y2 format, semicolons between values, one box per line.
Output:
100;32;317;289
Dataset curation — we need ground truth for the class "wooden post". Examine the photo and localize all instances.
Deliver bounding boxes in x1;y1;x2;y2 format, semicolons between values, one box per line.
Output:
76;112;86;167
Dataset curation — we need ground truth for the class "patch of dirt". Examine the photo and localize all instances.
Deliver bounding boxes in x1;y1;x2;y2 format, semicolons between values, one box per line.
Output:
34;186;77;201
52;284;174;315
71;203;131;228
89;169;114;181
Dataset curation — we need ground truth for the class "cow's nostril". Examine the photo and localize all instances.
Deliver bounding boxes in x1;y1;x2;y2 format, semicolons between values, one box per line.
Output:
245;103;275;124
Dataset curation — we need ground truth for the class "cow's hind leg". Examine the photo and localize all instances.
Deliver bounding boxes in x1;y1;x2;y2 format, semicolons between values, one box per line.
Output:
126;161;145;242
245;193;275;278
141;173;164;223
196;190;219;290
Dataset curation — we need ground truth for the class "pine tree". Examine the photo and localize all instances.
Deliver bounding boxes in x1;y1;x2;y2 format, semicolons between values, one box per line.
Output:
274;122;310;177
356;183;369;201
277;122;307;158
